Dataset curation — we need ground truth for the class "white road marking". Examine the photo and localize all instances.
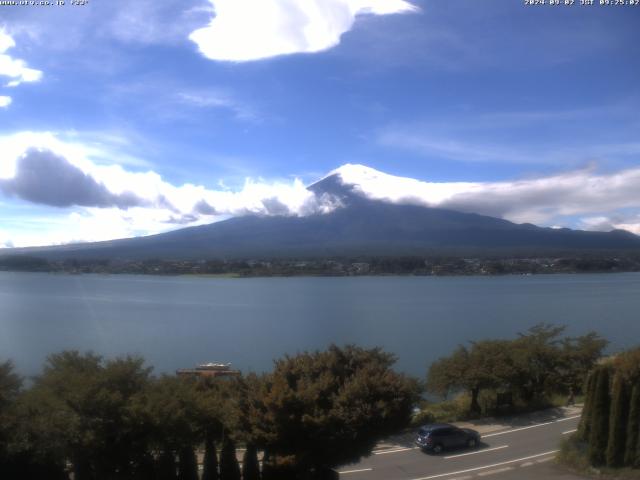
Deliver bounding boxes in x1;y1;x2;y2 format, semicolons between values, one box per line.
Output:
449;477;473;480
410;450;560;480
373;446;418;455
338;468;373;474
483;415;580;438
444;445;509;459
536;457;554;463
520;462;534;467
562;429;578;435
555;415;582;422
477;467;513;476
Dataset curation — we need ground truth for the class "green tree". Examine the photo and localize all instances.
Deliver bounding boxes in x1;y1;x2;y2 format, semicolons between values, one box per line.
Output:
624;384;640;467
242;444;260;480
202;433;219;480
588;367;611;466
0;361;21;465
0;361;21;410
427;340;515;414
133;453;156;480
5;382;70;479
196;375;242;474
261;450;276;480
219;436;241;480
612;348;640;384
157;449;178;480
253;345;421;475
511;324;565;402
577;370;597;441
178;445;199;480
606;374;629;467
428;325;607;415
560;332;608;395
0;362;64;480
132;376;204;456
29;351;153;479
33;351;102;479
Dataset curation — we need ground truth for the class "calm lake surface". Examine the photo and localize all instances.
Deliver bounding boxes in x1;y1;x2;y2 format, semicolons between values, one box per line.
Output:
2;272;640;378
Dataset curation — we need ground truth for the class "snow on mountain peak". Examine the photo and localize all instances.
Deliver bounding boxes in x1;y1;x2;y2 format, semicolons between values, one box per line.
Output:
324;163;477;206
328;163;390;182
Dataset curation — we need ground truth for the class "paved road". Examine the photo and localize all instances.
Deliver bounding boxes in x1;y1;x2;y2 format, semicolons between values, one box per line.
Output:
338;412;581;480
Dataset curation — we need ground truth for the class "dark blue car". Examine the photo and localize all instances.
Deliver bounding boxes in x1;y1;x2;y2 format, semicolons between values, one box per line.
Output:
415;423;481;454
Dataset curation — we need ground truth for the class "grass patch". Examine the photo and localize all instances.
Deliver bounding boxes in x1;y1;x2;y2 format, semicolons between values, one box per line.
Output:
411;394;474;425
558;435;592;471
411;390;580;427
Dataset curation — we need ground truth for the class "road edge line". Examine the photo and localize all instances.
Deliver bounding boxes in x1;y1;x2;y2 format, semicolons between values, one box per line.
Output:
410;450;559;480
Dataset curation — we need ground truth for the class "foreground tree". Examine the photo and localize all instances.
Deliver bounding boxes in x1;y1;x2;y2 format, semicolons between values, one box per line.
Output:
0;361;21;462
510;324;566;402
625;385;640;467
615;348;640;468
157;449;178;480
0;362;58;479
427;340;515;414
252;345;421;476
588;367;611;466
6;351;153;479
560;332;608;396
131;374;205;480
577;370;597;441
219;436;241;480
606;374;629;467
428;324;607;415
178;445;199;480
201;433;219;480
261;450;277;480
242;444;260;480
613;348;640;384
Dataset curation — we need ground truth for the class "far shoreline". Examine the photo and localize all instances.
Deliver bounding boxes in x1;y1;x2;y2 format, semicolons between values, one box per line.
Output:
2;269;640;280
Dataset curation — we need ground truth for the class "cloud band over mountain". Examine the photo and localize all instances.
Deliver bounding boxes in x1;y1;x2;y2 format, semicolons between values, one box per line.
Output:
1;132;640;248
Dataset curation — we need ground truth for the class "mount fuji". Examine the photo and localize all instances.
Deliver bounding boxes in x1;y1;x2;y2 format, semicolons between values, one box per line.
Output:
6;164;640;260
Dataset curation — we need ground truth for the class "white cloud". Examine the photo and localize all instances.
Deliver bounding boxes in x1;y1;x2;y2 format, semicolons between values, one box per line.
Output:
0;30;43;87
0;131;335;247
104;0;212;46
0;96;11;108
0;30;14;53
330;163;640;232
378;130;538;164
0;232;14;249
379;129;640;166
378;106;640;166
579;214;640;236
189;0;419;62
177;91;258;121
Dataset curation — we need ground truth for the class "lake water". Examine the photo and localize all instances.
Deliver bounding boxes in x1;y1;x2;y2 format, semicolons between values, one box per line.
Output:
1;272;639;378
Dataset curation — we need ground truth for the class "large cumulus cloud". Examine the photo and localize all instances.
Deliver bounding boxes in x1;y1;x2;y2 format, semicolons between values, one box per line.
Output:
0;149;146;209
189;0;419;62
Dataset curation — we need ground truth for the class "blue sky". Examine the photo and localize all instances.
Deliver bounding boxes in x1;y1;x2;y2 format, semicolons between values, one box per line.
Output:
0;0;639;247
